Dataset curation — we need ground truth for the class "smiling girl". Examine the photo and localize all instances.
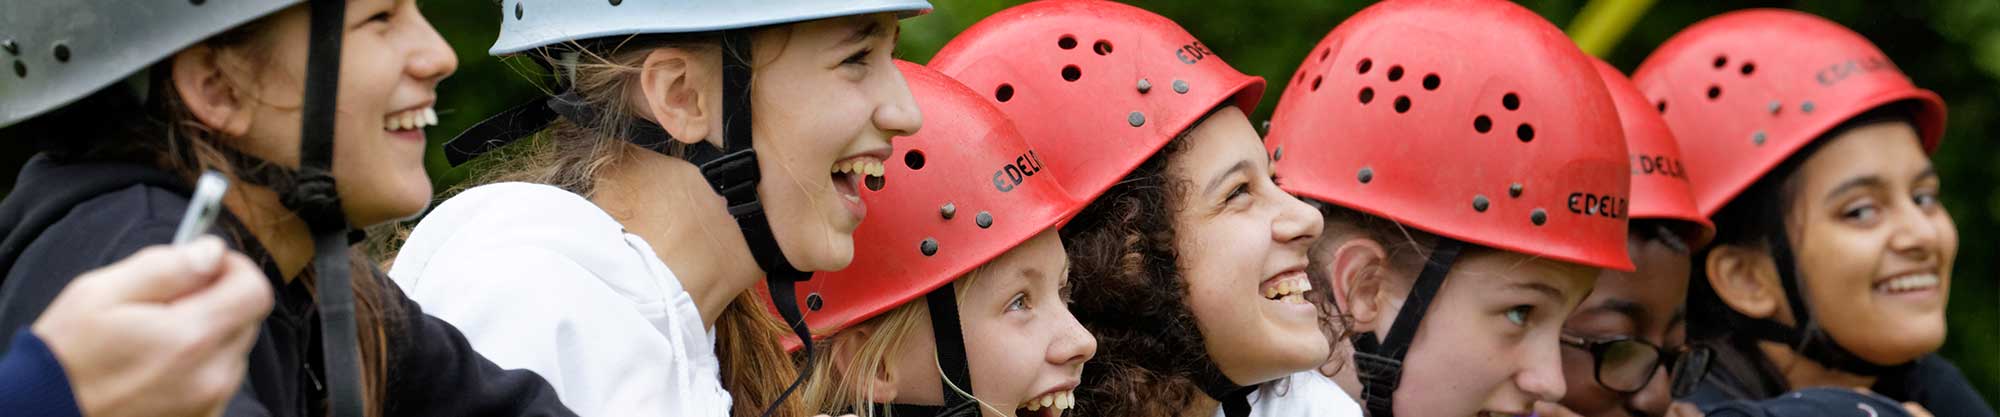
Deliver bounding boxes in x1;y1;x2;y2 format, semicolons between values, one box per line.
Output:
931;1;1359;416
790;61;1095;417
1634;9;1993;417
386;1;928;416
1267;1;1636;416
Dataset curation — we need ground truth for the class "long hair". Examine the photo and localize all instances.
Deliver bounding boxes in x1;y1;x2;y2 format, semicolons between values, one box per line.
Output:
1685;105;1917;398
802;267;988;417
12;15;395;417
372;31;804;417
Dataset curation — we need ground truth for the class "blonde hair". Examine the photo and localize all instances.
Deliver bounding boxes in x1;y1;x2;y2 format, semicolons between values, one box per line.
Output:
803;266;1004;417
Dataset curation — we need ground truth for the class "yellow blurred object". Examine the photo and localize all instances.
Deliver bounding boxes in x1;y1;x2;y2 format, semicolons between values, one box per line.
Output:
1568;0;1658;57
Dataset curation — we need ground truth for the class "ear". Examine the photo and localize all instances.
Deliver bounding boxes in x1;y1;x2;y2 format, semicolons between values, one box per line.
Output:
1327;238;1392;335
171;45;253;137
830;325;900;404
1704;243;1783;322
637;47;716;146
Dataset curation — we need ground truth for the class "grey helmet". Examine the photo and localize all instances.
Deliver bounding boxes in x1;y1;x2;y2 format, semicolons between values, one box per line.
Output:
3;2;369;417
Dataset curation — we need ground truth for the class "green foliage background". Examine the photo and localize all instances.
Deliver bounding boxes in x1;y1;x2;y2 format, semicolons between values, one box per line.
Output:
414;0;1995;400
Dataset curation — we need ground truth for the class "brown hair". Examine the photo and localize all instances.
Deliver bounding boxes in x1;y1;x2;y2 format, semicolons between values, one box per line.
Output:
18;14;396;417
377;32;806;417
1061;110;1349;417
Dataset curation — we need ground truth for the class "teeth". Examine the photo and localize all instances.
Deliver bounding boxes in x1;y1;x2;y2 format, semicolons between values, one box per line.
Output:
384;107;438;132
830;159;887;177
1264;276;1314;300
1881;274;1940;292
1023;391;1076;412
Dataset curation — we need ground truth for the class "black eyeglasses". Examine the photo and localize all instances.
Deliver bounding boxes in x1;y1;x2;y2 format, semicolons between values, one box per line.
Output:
1560;334;1712;397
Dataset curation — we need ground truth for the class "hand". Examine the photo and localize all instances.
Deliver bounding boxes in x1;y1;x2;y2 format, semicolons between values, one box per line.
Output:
1666;401;1705;417
32;237;274;417
1901;402;1935;417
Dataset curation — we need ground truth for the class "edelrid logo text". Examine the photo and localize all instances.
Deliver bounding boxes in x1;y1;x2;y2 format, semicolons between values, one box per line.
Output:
1632;154;1686;179
1175;40;1214;65
1568;192;1627;219
993;150;1045;193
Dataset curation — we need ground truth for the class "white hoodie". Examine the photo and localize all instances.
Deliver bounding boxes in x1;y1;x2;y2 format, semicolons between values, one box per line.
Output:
389;182;731;417
1222;371;1365;417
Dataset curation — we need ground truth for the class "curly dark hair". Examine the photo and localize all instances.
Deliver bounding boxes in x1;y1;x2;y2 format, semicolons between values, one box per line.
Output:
1063;112;1348;417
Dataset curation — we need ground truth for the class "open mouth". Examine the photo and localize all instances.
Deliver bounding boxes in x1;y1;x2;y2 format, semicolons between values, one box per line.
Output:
1874;273;1941;295
1476;411;1527;417
1014;390;1074;417
830;157;886;198
1261;270;1312;304
384;106;437;132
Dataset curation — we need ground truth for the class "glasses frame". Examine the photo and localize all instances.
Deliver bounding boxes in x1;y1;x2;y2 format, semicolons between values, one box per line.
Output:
1560;333;1712;397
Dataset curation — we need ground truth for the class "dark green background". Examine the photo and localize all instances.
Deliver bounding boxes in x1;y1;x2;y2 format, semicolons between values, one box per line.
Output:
5;0;1992;402
414;0;1996;400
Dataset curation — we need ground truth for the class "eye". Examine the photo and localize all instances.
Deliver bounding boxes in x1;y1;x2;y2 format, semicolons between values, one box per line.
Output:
1006;293;1031;312
843;48;873;66
1226;183;1251;203
364;10;393;25
1841;201;1879;223
1913;190;1942;210
1505;305;1533;326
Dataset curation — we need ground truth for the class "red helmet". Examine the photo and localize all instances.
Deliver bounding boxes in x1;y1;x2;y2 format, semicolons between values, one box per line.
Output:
1266;0;1633;272
780;61;1082;351
927;0;1264;202
1632;9;1946;217
1593;59;1715;247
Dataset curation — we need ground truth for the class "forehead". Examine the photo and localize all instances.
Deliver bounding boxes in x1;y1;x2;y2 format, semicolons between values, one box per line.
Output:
1168;107;1264;175
1447;248;1598;300
1794;120;1929;192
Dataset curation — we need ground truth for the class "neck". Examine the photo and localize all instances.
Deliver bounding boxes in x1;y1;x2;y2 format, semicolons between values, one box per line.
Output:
1757;341;1878;389
1185;394;1221;417
221;175;315;282
591;146;762;328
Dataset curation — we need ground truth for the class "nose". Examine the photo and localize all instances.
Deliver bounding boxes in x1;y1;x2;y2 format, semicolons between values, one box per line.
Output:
1270;188;1325;247
1886;200;1946;261
1046;309;1097;369
872;66;923;139
1625;364;1674;417
405;6;459;83
1518;333;1569;403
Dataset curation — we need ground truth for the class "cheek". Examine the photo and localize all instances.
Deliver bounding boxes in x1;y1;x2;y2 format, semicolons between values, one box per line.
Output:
963;315;1035;394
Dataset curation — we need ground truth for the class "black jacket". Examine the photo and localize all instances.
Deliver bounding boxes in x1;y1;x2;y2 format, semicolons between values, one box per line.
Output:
1687;353;1994;417
0;155;577;417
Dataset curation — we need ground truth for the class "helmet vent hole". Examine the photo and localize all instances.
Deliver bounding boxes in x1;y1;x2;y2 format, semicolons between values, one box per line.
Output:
1516;123;1535;142
1357;58;1373;74
1058;36;1078;50
1656;100;1668;114
1740;62;1756;75
514;2;524;19
1502;93;1520;111
1713;55;1728;69
995;84;1014;102
904;150;927;171
1393;96;1411;113
1706;85;1721;100
609;0;622;5
190;0;206;5
52;44;70;63
11;61;24;78
1422;74;1440;91
1387;65;1404;82
1473;115;1492;133
1094;40;1114;55
1061;65;1082;82
865;174;885;191
1357;87;1373;104
1311;76;1323;92
1320;48;1331;62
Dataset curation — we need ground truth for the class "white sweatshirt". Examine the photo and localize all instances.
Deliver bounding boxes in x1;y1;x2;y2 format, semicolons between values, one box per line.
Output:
389;182;732;417
1221;371;1365;417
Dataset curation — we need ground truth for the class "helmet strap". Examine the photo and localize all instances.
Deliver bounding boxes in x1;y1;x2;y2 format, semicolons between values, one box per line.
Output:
1742;232;1903;377
870;283;983;417
297;1;364;417
1352;238;1462;417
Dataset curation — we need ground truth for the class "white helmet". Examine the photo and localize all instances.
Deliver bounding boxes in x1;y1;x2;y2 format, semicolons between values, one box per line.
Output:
491;0;931;55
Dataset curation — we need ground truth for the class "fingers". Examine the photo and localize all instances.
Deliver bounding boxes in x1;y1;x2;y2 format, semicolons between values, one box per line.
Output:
170;250;274;333
1903;402;1935;417
1666;402;1705;417
86;237;231;303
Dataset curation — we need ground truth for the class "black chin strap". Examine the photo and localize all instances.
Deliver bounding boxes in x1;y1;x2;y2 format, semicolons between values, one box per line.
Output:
870;283;982;417
297;1;364;417
1352;238;1462;417
1741;233;1903;377
1191;361;1253;417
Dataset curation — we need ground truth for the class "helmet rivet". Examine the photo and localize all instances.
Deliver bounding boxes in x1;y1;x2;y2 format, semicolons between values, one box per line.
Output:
1172;79;1190;94
1801;101;1815;114
1752;130;1767;146
976;212;994;229
1472;195;1490;212
1;40;18;56
1272;146;1284;161
806;293;824;311
51;43;69;63
1128;111;1146;127
1768;100;1782;115
920;238;939;256
609;0;622;5
1357;167;1374;184
1261;120;1272;133
1137;78;1152;94
940;203;957;220
514;2;524;20
1508;183;1524;198
1530;209;1548;226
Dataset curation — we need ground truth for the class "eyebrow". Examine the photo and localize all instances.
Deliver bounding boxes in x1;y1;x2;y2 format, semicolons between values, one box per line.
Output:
1204;160;1253;196
1583;298;1648;324
1822;165;1937;204
1505;280;1564;302
842;20;886;46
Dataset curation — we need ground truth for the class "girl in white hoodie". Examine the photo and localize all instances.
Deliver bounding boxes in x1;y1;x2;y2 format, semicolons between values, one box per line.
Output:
386;1;929;416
